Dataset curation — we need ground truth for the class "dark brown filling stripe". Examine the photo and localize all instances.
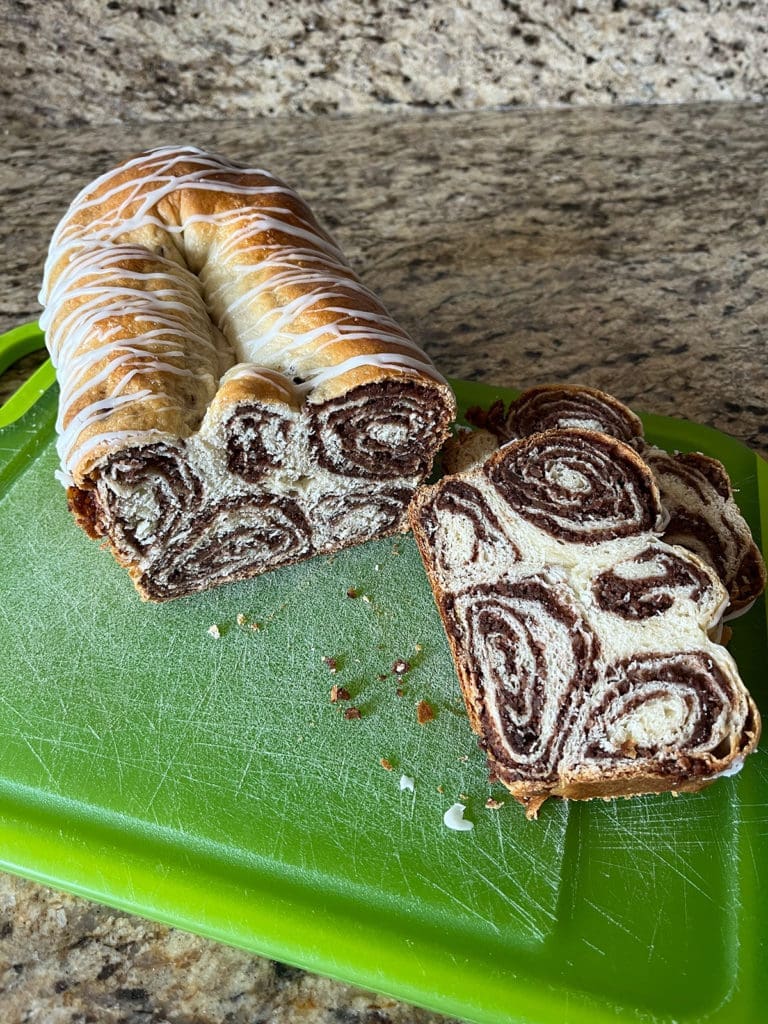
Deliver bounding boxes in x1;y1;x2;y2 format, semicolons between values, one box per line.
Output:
142;493;312;599
309;379;451;479
486;429;659;543
96;442;203;556
661;509;732;584
593;547;713;620
420;479;519;572
225;404;294;482
507;389;643;446
584;650;741;767
645;447;732;505
443;575;600;782
642;445;766;612
315;487;411;541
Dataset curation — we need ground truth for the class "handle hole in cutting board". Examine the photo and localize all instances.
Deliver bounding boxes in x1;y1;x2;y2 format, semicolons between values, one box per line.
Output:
0;323;56;428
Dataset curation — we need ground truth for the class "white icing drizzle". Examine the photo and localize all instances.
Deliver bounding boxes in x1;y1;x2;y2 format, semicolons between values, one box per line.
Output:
40;145;447;486
307;352;440;393
43;246;224;483
219;362;297;402
443;803;474;831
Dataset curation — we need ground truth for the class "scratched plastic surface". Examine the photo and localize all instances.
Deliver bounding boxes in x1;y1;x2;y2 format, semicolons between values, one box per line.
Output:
0;359;766;1023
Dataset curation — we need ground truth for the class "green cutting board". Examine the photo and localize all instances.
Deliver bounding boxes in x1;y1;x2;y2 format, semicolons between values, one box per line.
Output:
1;323;767;1024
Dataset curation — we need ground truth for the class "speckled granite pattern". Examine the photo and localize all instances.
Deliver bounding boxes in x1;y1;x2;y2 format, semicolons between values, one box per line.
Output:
2;1;768;132
2;102;767;452
0;874;455;1023
0;101;767;1022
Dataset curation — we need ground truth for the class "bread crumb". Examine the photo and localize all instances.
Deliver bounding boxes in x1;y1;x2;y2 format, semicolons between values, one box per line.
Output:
416;700;435;724
235;612;261;630
330;684;350;703
207;624;221;639
361;594;371;604
414;643;423;652
392;659;411;675
524;795;547;820
437;785;444;793
380;758;394;771
619;738;638;759
344;706;362;720
485;798;504;810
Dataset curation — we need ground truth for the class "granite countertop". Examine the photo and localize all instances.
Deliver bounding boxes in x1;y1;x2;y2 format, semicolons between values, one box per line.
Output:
1;102;766;1022
5;0;768;131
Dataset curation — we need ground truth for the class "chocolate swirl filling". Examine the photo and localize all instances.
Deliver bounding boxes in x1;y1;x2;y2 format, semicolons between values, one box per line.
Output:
443;575;600;782
309;379;451;480
467;385;644;447
593;547;714;620
314;487;412;545
142;494;312;600
224;404;295;482
643;446;766;612
584;650;752;769
94;442;203;557
506;385;644;446
659;510;732;588
419;480;519;580
487;429;662;544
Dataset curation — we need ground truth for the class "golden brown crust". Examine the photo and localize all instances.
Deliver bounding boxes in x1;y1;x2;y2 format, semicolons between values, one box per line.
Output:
42;147;455;600
42;147;454;490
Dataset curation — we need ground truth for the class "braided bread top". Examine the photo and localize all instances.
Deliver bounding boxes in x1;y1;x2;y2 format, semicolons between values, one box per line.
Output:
39;146;450;487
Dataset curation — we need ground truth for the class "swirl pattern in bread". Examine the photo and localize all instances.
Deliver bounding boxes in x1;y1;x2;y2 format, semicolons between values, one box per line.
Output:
456;384;766;617
39;146;455;599
410;427;760;817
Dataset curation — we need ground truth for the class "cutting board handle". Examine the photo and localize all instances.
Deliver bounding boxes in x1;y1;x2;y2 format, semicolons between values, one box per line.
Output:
0;322;56;428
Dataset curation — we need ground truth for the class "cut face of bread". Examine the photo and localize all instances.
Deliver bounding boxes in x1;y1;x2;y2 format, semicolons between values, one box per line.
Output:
459;383;766;617
642;446;767;616
410;427;760;818
467;383;644;447
39;147;455;599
